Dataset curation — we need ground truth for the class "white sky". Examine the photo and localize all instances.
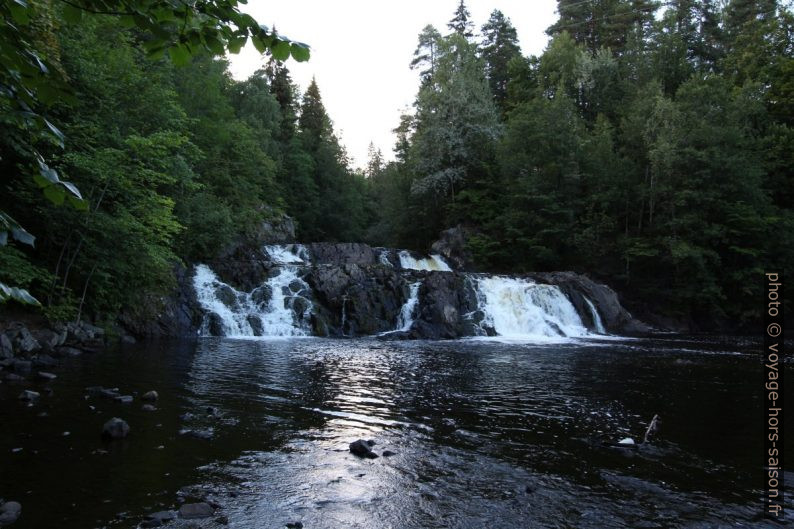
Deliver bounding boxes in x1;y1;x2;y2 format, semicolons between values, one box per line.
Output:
228;1;559;169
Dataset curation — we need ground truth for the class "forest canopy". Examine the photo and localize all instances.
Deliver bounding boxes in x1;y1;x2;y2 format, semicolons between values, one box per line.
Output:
1;0;792;330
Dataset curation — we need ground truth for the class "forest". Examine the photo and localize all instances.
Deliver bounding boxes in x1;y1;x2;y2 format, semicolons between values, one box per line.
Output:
1;0;792;330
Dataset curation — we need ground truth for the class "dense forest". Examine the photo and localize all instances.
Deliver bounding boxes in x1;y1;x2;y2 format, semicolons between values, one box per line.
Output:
1;0;792;330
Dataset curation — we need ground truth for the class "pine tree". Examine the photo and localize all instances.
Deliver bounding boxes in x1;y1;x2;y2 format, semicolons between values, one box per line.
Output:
410;25;442;83
481;10;522;112
447;0;474;39
298;77;333;152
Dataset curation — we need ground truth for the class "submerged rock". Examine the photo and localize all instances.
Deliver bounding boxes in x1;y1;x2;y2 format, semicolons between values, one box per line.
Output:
349;439;379;459
178;502;214;519
17;390;39;401
102;417;130;439
0;500;22;526
141;390;159;402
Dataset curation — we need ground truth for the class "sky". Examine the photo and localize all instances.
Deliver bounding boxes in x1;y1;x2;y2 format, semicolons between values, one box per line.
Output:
228;1;559;170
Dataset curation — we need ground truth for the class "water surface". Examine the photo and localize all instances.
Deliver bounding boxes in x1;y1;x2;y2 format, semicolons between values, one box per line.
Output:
0;335;791;528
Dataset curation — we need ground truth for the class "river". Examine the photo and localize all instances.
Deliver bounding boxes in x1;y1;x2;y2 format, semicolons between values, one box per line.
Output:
0;335;791;528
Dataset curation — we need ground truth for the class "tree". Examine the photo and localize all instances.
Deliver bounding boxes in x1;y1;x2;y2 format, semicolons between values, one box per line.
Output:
481;10;522;112
447;0;475;39
410;25;443;83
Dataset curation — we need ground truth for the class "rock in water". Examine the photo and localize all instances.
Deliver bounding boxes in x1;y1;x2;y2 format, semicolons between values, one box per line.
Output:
0;500;22;525
17;390;39;401
102;418;130;439
349;439;379;459
141;390;159;402
178;502;214;519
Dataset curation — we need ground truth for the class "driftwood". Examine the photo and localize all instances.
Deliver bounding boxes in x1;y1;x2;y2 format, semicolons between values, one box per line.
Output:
643;414;660;444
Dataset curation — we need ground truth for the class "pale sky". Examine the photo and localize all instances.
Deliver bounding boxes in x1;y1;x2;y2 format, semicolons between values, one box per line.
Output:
228;1;559;169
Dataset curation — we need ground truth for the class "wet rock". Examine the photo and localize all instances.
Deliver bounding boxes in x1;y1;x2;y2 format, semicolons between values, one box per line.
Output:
179;429;213;440
3;373;24;382
246;315;263;336
37;372;57;381
31;354;57;368
55;346;83;357
178;502;214;519
144;510;176;526
12;360;31;375
142;404;157;412
114;395;133;404
141;390;159;402
349;439;379;459
382;450;397;457
18;390;40;401
140;519;162;528
308;242;377;266
215;514;229;525
0;334;13;360
0;500;22;525
430;225;472;271
286;523;303;529
8;325;40;354
102;417;130;439
30;329;62;352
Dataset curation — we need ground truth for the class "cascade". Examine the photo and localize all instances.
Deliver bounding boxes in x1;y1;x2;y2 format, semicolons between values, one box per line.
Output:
471;276;588;339
396;281;421;331
584;297;606;334
398;251;452;271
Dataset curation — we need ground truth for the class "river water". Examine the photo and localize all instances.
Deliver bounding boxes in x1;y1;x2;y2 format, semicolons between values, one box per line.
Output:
0;335;791;528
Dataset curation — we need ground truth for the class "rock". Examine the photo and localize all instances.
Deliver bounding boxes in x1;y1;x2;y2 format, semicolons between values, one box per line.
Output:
18;390;40;401
141;390;159;402
430;225;473;271
308;242;377;266
121;335;136;344
8;325;40;354
0;501;21;526
215;515;229;525
140;519;162;528
55;346;83;357
114;395;133;404
286;522;303;529
30;329;62;352
349;439;379;459
179;429;213;440
31;354;57;368
102;417;130;439
382;450;397;457
144;511;176;524
0;334;13;360
141;404;157;412
178;503;214;519
37;372;57;381
12;360;31;375
3;373;24;382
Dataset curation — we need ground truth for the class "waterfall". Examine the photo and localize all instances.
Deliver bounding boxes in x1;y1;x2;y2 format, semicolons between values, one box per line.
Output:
378;250;393;267
472;276;588;339
584;297;606;334
193;245;314;337
398;251;452;271
396;282;421;331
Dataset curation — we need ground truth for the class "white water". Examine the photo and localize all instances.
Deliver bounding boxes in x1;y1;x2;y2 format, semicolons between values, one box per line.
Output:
193;262;312;337
379;250;393;267
584;297;606;334
398;251;452;271
472;276;588;339
396;282;421;331
265;244;310;264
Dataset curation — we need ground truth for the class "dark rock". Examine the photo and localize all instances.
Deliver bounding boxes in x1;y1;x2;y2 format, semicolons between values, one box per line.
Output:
140;519;162;528
178;503;214;519
8;325;40;354
308;243;377;266
0;500;22;526
37;371;56;381
121;335;136;344
286;522;303;529
141;390;159;402
215;515;229;525
30;329;62;352
3;373;24;382
382;450;397;457
31;354;57;368
114;395;133;404
349;439;379;459
179;429;213;440
55;346;83;357
0;334;13;360
430;225;473;271
142;404;157;412
102;417;130;439
12;360;31;375
246;315;263;336
18;390;39;401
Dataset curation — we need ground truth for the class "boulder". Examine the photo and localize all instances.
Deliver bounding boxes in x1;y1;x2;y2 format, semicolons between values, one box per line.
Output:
30;329;63;352
430;225;474;271
349;439;379;459
141;390;158;402
18;390;40;401
102;417;130;439
178;503;214;519
0;334;13;360
308;243;377;266
0;501;21;526
7;326;40;354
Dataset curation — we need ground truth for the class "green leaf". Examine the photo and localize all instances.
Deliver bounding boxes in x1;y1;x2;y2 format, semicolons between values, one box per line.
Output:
43;184;65;205
251;35;267;54
272;40;291;61
62;4;83;23
228;35;247;54
168;45;191;66
8;3;30;24
67;194;89;211
290;42;310;62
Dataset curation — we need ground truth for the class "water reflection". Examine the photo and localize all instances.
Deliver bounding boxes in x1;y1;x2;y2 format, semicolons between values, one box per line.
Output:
0;336;791;528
